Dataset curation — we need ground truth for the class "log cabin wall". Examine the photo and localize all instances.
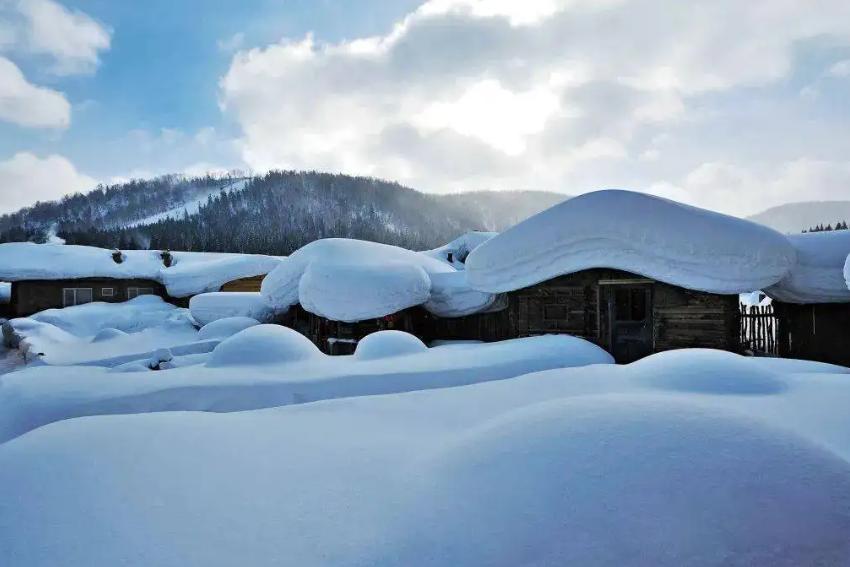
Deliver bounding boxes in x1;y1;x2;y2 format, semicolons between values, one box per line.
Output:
219;275;265;293
10;278;166;317
773;302;850;366
418;268;741;361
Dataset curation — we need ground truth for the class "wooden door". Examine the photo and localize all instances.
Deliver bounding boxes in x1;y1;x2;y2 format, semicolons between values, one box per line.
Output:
608;285;653;363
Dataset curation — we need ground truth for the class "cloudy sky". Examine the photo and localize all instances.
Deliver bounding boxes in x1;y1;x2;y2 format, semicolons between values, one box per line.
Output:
2;0;850;216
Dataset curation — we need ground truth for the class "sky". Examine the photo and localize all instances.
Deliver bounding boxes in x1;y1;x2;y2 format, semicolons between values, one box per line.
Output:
1;0;850;217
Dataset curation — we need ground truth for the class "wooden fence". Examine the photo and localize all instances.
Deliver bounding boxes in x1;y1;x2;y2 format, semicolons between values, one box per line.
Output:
739;303;779;356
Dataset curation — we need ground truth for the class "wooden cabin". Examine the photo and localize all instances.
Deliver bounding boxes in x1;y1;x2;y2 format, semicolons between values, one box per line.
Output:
419;268;741;363
9;278;166;317
773;302;850;366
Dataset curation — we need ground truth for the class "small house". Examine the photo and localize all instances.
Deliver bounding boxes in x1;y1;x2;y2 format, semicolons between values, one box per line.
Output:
0;243;282;317
765;231;850;366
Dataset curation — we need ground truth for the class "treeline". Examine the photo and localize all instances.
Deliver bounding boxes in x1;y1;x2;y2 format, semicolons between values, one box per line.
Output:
38;171;483;254
803;221;849;233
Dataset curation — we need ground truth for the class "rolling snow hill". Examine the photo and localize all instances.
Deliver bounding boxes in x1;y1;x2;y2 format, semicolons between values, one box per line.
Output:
747;201;850;234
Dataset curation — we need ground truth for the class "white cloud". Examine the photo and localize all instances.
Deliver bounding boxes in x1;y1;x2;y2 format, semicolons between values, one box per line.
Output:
0;152;96;212
220;0;850;208
218;32;245;53
656;160;850;217
15;0;111;75
0;55;70;128
827;59;850;78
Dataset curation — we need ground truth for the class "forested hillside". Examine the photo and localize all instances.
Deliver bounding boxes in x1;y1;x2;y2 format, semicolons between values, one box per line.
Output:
0;171;566;254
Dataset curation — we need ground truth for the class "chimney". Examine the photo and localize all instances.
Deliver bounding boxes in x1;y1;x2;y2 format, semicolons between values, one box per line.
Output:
160;249;173;268
112;249;124;264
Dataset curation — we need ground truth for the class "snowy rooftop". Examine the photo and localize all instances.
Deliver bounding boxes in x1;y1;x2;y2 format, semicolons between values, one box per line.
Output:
261;238;497;322
766;230;850;304
0;243;282;298
466;190;797;295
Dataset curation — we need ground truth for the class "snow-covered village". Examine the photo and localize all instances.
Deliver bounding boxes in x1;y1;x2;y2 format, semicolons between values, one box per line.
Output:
2;1;850;566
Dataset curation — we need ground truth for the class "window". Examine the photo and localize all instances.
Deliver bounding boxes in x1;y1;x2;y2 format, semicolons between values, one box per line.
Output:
127;287;154;299
62;288;93;307
101;287;114;297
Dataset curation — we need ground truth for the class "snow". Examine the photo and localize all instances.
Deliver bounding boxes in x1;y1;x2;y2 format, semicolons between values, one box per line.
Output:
2;296;199;365
0;334;612;444
261;238;498;320
766;230;850;303
1;347;850;565
196;317;260;341
160;253;281;298
300;261;431;322
466;189;797;295
0;242;281;298
125;178;251;227
207;324;323;367
0;282;10;304
425;270;499;317
189;292;276;326
423;230;497;268
261;238;486;321
353;330;428;360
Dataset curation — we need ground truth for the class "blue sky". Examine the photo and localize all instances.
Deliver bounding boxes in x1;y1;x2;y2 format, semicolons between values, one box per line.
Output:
1;0;850;215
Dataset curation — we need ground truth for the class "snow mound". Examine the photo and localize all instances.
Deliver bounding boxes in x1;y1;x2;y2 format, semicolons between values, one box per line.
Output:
766;231;850;303
189;292;275;326
399;397;850;566
90;328;128;343
354;331;428;360
423;231;498;268
300;261;431;322
466;190;796;294
261;238;452;317
207;324;322;367
197;317;260;341
425;271;498;317
631;349;786;395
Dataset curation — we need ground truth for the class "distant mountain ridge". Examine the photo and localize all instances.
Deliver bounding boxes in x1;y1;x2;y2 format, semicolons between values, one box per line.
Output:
747;201;850;234
0;171;567;254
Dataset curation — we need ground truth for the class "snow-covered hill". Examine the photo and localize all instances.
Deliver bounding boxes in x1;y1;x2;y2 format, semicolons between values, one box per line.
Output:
0;172;566;254
748;200;850;234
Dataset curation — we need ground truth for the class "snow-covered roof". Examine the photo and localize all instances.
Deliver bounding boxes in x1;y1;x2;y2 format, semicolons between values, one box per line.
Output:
466;190;796;295
261;238;498;321
422;231;498;269
0;243;282;298
766;231;850;304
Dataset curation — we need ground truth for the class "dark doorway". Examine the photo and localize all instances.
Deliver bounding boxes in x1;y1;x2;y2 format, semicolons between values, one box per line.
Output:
608;285;653;363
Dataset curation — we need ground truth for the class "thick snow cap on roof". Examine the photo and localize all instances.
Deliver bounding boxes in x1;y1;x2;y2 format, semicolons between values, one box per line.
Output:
0;243;281;298
300;261;431;322
466;190;796;295
161;254;281;298
423;231;498;269
261;238;459;320
766;231;850;303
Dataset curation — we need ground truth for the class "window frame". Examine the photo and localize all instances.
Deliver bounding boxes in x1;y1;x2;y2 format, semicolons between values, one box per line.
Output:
62;287;94;307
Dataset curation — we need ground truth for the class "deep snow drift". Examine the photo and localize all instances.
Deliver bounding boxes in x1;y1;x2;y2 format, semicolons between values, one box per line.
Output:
767;230;850;303
1;348;849;566
189;292;276;326
2;296;199;365
466;190;797;295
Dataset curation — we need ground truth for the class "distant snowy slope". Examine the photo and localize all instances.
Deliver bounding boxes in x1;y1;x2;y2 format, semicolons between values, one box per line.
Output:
125;178;251;228
748;200;850;234
0;172;566;254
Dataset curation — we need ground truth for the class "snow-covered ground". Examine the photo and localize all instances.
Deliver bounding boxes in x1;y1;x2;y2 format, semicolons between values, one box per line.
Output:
2;300;850;566
2;296;200;365
1;345;849;566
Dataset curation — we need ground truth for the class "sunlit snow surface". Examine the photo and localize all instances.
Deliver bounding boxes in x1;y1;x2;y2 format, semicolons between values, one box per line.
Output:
2;301;850;566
